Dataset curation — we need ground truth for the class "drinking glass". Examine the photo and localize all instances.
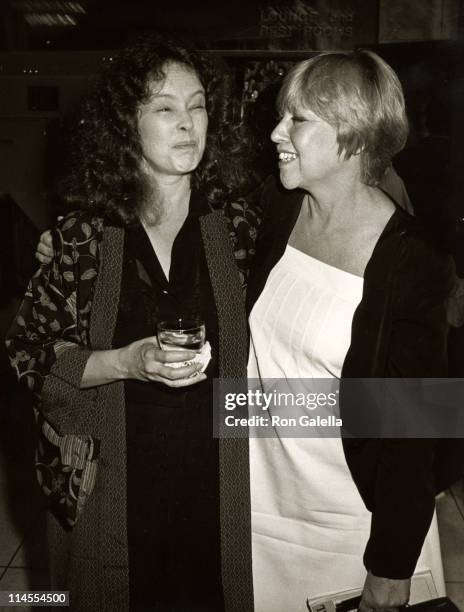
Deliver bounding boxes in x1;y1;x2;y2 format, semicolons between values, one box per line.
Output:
156;318;206;352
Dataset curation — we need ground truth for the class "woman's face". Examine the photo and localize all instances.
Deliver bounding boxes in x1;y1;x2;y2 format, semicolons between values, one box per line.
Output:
271;105;344;191
138;62;208;180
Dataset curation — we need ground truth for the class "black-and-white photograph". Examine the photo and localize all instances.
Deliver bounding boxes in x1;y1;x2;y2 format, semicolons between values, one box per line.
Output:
1;1;464;610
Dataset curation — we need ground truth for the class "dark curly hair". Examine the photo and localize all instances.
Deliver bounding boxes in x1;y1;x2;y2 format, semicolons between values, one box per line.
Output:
60;34;255;225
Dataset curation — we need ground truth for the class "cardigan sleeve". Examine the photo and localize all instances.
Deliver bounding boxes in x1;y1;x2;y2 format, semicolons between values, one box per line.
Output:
5;212;102;427
223;193;262;291
362;234;454;579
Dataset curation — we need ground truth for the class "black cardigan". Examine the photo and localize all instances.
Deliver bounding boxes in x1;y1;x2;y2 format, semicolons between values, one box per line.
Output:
247;175;460;580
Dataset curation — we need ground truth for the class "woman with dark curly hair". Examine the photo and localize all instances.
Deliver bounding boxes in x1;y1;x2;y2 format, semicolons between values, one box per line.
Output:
7;35;258;612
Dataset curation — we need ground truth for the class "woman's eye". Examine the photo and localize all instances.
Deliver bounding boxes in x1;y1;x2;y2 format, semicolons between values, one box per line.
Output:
292;116;306;123
191;99;206;109
157;107;172;113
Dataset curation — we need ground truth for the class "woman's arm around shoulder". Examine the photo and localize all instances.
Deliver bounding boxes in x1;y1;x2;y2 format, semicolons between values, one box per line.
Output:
223;190;263;290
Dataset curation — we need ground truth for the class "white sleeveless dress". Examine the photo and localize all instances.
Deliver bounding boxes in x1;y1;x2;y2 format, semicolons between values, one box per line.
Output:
248;245;445;612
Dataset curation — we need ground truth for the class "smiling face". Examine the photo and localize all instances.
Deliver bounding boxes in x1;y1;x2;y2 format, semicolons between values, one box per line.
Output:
137;62;208;181
271;106;346;191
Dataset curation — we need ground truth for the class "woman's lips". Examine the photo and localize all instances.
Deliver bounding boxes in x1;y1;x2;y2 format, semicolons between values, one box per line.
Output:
174;141;196;149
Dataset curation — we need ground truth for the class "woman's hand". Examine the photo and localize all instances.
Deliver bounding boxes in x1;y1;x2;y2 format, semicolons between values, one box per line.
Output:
117;337;206;387
359;571;410;612
81;337;207;389
35;229;54;265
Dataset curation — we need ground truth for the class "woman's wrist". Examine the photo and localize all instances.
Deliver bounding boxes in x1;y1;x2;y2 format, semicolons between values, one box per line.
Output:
113;346;131;380
80;348;129;388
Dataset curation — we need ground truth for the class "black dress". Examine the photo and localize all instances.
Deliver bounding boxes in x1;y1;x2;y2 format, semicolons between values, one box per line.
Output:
112;195;224;612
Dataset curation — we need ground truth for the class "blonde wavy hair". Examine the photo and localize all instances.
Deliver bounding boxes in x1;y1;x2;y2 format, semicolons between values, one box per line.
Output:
277;49;409;186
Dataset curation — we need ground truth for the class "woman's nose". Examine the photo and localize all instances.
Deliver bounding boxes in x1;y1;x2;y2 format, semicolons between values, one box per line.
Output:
271;117;287;143
178;110;194;130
